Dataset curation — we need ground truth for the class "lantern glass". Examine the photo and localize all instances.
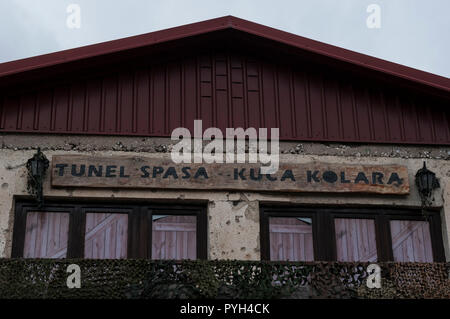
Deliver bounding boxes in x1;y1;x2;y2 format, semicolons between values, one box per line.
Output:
427;174;434;190
421;174;428;191
31;160;39;176
37;160;44;175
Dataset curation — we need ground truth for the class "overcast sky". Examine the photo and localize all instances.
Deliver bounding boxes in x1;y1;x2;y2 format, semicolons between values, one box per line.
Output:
0;0;449;78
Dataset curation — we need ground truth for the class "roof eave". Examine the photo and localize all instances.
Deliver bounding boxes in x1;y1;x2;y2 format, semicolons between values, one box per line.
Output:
0;15;448;94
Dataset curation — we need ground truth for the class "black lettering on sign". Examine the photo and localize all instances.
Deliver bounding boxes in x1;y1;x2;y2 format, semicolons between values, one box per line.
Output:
372;172;384;184
234;168;246;180
387;173;403;186
72;164;85;177
266;174;277;181
194;167;208;179
340;172;350;183
355;172;369;184
163;167;178;179
140;166;150;178
250;168;262;181
105;165;117;177
182;167;191;179
88;165;102;177
322;171;337;183
307;171;320;183
56;164;68;176
281;170;295;182
120;166;130;178
153;166;164;178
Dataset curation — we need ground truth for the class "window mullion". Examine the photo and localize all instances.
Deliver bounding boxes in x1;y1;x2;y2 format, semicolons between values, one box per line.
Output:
11;204;26;258
146;208;152;259
428;212;446;262
67;206;84;258
128;207;142;259
197;207;208;260
138;206;149;258
259;209;270;261
375;213;393;262
315;211;335;261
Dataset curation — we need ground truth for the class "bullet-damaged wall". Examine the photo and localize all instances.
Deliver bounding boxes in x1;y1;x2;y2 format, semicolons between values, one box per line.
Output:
0;136;449;261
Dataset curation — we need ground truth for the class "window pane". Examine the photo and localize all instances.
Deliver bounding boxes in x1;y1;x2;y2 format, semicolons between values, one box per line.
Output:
335;218;377;262
152;215;196;260
269;217;314;261
84;213;128;259
390;220;433;262
24;212;70;258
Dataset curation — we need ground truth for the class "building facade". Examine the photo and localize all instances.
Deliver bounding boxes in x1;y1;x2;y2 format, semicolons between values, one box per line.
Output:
0;16;449;266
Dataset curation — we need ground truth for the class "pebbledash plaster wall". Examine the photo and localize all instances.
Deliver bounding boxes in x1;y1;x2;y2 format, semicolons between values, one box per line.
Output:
1;134;450;261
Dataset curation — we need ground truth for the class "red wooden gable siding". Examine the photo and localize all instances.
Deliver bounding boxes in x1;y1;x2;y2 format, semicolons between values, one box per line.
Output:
0;50;448;144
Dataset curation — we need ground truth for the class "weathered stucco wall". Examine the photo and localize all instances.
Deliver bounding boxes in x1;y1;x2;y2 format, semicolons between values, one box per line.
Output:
1;134;449;261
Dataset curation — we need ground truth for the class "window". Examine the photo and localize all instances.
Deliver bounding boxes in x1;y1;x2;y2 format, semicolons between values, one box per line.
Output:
390;220;433;262
12;201;207;259
260;206;445;262
84;212;128;259
23;211;70;258
269;217;314;261
334;218;377;262
152;215;197;259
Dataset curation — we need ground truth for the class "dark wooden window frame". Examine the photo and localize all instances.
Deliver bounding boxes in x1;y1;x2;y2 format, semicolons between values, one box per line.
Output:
12;200;207;260
260;205;445;262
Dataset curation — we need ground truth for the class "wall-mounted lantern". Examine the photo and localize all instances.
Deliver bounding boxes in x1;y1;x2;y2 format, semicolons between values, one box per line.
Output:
26;148;49;208
415;162;440;208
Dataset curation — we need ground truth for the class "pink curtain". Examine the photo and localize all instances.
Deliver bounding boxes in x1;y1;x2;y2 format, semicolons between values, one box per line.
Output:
269;217;314;261
84;213;128;259
335;218;377;262
152;215;197;260
390;220;433;262
24;212;70;258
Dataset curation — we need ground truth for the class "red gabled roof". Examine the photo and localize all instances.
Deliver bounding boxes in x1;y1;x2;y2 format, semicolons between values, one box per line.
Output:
0;15;449;93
